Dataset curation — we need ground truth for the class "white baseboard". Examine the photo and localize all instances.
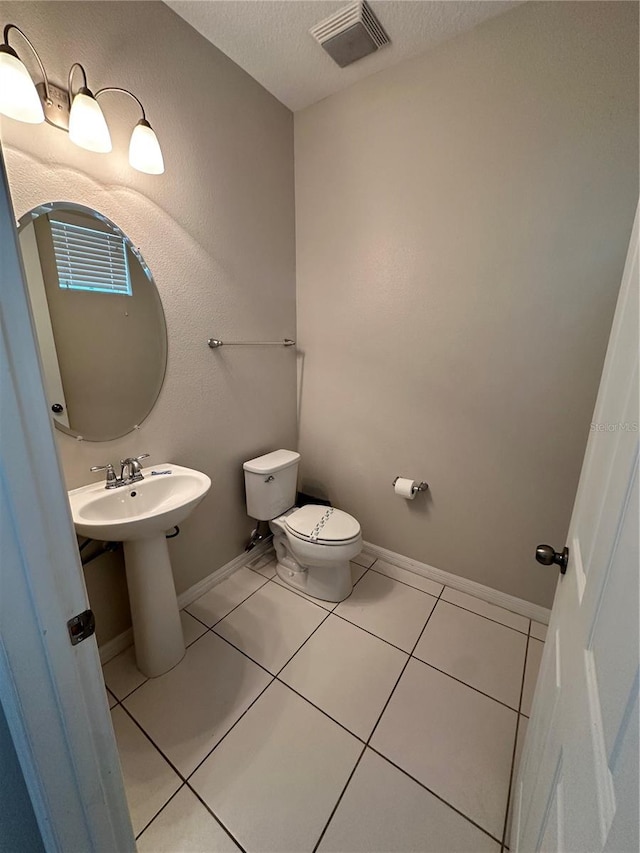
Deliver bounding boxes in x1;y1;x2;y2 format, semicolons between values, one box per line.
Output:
98;539;275;664
98;628;133;665
99;536;549;665
362;540;551;626
177;539;274;610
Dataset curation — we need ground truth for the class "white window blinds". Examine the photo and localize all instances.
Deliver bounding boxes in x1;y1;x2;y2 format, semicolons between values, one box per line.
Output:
50;218;132;295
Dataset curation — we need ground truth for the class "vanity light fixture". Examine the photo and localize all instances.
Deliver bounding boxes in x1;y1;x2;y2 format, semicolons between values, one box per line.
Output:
0;24;45;123
96;88;164;175
0;23;165;174
68;63;112;153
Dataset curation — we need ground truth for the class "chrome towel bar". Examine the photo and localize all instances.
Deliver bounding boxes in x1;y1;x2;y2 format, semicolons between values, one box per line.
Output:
208;338;295;348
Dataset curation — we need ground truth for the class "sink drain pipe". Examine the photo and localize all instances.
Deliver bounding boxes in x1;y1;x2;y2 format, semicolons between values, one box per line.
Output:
79;539;121;567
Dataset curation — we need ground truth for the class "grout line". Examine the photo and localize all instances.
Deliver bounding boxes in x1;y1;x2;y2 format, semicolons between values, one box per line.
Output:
312;744;367;853
185;782;249;853
110;627;211;705
369;565;443;598
209;629;277;679
274;677;367;745
184;673;276;782
274;609;334;677
312;584;448;852
370;567;530;637
206;596;331;682
330;610;410;654
199;574;273;631
434;594;530;637
117;703;187;781
366;746;504;846
248;567;277;581
110;676;149;704
351;555;378;570
350;565;371;590
182;608;212;632
500;633;531;847
133;781;186;841
410;657;522;714
366;584;445;745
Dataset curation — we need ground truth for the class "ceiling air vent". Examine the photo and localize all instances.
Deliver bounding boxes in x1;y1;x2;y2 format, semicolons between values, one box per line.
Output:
310;1;390;68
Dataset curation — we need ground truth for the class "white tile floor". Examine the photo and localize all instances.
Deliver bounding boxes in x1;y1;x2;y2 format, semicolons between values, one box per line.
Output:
102;552;546;852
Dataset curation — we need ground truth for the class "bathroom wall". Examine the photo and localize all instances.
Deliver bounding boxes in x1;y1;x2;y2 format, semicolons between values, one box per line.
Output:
295;1;639;607
1;1;296;644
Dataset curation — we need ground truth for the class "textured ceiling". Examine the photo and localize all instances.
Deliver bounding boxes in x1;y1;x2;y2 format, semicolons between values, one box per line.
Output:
165;1;522;111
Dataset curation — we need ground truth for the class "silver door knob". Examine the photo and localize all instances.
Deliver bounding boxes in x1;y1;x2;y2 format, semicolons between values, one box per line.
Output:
535;544;569;574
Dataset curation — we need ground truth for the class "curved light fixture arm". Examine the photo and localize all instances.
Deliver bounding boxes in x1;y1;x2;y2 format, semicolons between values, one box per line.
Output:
95;87;146;121
68;62;89;99
3;23;51;101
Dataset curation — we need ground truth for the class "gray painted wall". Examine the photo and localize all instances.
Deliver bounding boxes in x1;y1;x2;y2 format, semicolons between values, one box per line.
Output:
295;1;638;607
2;1;637;637
1;0;297;644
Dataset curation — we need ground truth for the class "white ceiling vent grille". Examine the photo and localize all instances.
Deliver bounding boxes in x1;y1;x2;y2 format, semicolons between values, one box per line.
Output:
310;1;390;68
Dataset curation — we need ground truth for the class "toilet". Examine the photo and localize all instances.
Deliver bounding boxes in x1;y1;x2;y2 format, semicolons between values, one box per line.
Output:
243;449;362;602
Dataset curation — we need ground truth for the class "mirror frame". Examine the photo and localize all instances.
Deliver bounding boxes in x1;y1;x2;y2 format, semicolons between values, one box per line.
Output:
17;201;168;441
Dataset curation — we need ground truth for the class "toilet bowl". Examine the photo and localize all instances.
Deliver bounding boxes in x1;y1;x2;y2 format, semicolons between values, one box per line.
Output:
243;450;362;603
270;505;362;602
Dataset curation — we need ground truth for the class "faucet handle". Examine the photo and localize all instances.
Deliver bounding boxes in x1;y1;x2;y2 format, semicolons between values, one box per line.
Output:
130;454;149;479
90;463;118;489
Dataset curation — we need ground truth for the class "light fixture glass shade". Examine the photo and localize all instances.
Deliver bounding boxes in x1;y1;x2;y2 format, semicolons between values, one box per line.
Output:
129;119;164;174
0;46;44;123
68;88;112;153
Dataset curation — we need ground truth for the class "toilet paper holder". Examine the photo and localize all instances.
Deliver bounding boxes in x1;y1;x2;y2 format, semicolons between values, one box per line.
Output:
393;477;429;494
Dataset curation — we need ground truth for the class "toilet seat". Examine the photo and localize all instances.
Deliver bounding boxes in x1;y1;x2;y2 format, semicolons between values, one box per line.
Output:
284;504;360;546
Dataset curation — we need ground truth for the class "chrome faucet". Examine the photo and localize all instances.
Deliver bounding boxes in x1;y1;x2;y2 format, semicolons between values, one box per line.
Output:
90;454;149;489
120;454;149;484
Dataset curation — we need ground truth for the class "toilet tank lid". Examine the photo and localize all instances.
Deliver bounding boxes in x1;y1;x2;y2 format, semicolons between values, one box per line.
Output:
243;449;300;474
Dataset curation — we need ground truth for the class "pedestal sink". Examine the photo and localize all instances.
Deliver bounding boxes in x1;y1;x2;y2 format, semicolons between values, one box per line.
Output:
68;463;211;677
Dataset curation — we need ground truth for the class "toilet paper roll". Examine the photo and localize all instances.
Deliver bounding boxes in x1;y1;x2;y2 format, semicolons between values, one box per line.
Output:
394;477;417;500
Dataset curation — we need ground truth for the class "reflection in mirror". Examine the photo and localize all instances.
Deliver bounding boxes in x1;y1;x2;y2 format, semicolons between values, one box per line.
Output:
18;203;167;442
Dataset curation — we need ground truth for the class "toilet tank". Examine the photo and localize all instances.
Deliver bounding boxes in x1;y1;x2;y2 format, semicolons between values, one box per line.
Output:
243;450;300;520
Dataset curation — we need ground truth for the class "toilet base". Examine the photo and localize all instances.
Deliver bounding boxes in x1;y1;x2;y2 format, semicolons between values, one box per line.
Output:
268;512;360;603
275;557;353;603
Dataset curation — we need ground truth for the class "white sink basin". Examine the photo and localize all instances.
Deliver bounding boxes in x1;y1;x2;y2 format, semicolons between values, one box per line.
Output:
69;463;211;678
69;463;211;541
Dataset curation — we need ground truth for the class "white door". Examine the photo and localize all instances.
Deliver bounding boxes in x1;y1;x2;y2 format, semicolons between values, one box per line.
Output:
512;205;639;853
0;150;135;850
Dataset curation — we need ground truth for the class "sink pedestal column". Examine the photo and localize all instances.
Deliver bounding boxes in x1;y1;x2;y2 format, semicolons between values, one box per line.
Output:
123;535;185;677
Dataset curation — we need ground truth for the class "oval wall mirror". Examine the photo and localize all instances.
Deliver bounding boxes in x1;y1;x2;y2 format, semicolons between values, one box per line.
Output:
18;202;167;442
